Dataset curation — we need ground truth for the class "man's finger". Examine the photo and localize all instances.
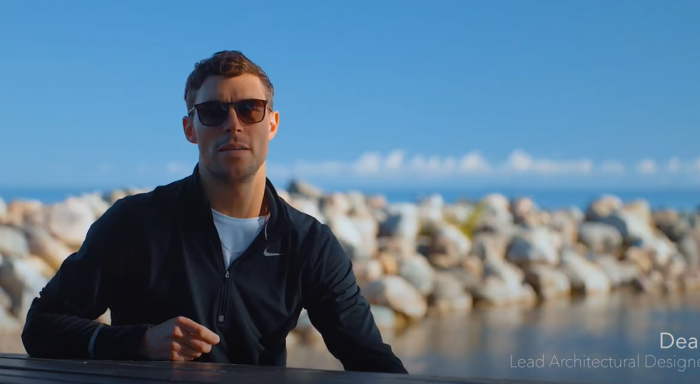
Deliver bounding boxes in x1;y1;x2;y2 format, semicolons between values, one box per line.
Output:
179;334;213;354
176;317;220;345
173;342;202;360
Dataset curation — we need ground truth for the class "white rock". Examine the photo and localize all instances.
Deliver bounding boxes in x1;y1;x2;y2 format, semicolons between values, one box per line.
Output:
506;227;559;265
288;197;326;224
0;197;7;224
523;265;571;299
397;253;435;296
0;226;30;259
379;204;420;241
362;275;427;321
47;198;96;248
578;222;623;254
560;249;611;295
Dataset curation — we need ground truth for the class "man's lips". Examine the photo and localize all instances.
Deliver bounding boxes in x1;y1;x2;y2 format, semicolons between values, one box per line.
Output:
218;143;250;151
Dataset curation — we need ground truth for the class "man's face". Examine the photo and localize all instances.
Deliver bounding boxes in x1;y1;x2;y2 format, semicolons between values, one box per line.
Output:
183;74;279;184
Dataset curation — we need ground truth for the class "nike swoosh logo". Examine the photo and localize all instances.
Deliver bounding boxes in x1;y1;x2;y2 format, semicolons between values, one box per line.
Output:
263;248;283;257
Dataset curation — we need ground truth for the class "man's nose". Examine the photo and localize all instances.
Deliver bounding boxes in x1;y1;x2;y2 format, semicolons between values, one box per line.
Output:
223;106;243;132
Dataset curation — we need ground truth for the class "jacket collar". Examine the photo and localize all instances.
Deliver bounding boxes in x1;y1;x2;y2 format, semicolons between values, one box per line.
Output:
184;163;292;241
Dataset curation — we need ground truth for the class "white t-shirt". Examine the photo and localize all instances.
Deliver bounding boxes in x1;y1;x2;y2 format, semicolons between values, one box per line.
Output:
211;209;266;269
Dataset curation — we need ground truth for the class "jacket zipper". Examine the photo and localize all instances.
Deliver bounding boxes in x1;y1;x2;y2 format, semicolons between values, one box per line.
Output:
215;221;271;324
217;271;231;323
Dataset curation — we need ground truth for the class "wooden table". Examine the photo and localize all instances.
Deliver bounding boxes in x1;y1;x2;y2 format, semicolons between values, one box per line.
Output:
0;353;568;384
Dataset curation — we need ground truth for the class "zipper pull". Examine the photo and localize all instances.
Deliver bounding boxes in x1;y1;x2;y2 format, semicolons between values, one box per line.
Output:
225;271;230;279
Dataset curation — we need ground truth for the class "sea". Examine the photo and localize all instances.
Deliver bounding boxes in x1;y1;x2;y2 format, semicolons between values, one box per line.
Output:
1;186;698;211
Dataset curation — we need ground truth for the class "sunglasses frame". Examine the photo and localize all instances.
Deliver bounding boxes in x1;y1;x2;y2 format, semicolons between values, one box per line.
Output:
188;99;270;126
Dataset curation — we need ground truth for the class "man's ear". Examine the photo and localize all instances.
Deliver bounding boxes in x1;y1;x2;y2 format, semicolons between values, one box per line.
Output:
268;111;279;141
183;116;198;144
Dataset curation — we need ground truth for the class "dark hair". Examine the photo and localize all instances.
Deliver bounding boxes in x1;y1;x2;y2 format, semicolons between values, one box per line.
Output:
184;50;274;111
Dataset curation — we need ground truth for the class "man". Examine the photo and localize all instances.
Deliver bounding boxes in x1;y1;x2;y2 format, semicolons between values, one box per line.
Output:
21;50;408;374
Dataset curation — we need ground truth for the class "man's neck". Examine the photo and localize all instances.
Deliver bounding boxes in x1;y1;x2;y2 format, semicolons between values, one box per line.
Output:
200;166;268;219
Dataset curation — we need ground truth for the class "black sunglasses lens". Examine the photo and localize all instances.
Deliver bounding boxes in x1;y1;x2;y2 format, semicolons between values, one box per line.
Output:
197;102;228;126
234;100;266;123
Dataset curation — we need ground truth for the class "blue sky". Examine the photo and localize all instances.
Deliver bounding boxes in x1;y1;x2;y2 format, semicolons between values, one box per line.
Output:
0;0;698;190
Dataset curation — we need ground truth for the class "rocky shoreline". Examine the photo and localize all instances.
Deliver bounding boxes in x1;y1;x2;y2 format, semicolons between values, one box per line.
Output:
1;180;699;353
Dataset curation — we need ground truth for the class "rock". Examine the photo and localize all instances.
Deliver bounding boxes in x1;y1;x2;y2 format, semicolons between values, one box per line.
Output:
652;209;688;242
320;193;353;219
47;198;96;248
377;253;399;275
511;197;539;226
506;227;559;266
288;197;325;224
24;225;73;270
559;249;611;295
0;306;24;354
461;256;484;278
0;198;6;224
578;222;623;254
5;200;46;228
0;226;30;259
623;246;653;273
286;331;300;349
662;253;687;281
443;267;482;292
586;195;623;221
352;259;383;286
417;194;444;233
522;264;571;299
287;180;323;200
443;203;474;225
681;270;700;292
639;234;677;268
294;309;324;346
470;232;508;261
369;305;397;333
78;193;111;218
678;230;700;268
482;257;524;285
365;195;387;211
592;254;639;286
481;194;510;215
633;270;664;294
597;207;655;244
24;256;57;279
429;272;473;314
379;204;420;241
106;189;128;205
549;209;579;245
472;276;537;307
427;223;471;268
0;256;50;319
397;253;435;296
362;275;427;321
471;258;536;306
328;215;375;260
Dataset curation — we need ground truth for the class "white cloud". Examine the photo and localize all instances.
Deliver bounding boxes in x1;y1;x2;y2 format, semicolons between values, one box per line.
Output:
458;152;490;172
667;157;682;172
266;149;622;180
636;159;657;174
601;161;625;174
156;151;700;185
503;150;592;175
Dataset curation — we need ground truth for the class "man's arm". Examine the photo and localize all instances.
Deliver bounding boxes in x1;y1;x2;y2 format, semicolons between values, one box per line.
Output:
301;224;408;374
22;199;152;360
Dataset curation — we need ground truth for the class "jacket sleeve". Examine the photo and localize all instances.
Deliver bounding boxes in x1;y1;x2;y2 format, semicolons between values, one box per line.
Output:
301;224;408;374
21;198;152;360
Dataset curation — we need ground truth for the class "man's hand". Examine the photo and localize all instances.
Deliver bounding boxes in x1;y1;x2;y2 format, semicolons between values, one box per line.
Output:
138;316;220;361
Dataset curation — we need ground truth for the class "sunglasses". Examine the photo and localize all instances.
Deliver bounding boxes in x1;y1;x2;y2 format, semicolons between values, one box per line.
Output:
188;99;269;126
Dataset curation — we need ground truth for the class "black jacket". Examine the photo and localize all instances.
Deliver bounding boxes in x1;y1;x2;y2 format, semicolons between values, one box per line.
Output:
21;165;407;374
